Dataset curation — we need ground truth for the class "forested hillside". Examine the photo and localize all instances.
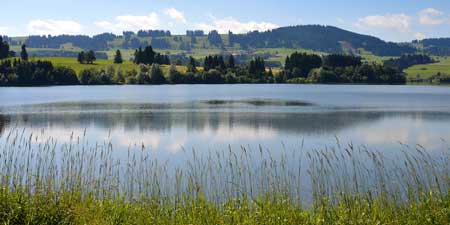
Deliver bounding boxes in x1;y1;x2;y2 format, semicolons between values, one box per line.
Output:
414;38;450;56
2;25;423;59
229;25;416;56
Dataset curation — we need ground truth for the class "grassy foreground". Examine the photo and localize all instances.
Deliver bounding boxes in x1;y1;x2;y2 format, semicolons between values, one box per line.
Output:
2;189;449;225
0;130;450;224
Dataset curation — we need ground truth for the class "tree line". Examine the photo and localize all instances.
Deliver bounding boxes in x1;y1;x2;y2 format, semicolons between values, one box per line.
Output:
0;37;15;59
133;46;170;65
0;59;79;86
280;52;406;84
384;54;435;71
1;44;408;86
25;34;116;51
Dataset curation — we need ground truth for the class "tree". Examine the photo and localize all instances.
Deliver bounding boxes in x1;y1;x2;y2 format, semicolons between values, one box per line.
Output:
0;37;10;59
134;48;143;64
52;66;79;85
285;52;322;78
227;55;235;68
137;64;151;84
323;54;361;68
187;56;198;73
112;68;125;84
149;64;166;84
168;64;183;84
77;51;86;64
86;50;96;64
114;49;123;64
248;57;266;80
207;30;223;46
78;68;100;85
21;45;28;61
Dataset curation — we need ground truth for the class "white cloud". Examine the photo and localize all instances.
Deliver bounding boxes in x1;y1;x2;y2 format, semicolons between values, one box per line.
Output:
27;20;82;35
163;8;187;23
415;32;426;40
0;26;8;35
419;8;445;25
354;14;411;32
95;13;160;33
194;17;278;33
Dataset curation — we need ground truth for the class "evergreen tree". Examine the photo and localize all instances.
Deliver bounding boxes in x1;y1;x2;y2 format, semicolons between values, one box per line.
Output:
227;55;235;68
143;46;155;64
149;64;166;84
134;48;143;64
0;37;10;59
187;56;198;73
77;51;86;64
20;45;28;61
248;57;266;80
114;49;123;64
204;56;211;71
218;55;226;71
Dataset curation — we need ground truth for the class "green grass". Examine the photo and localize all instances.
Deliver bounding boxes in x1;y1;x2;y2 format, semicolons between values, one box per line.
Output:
358;48;397;64
28;57;189;75
405;56;450;79
0;128;449;224
35;57;138;74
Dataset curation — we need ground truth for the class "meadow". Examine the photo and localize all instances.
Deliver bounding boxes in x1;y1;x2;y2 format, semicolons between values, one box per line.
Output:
30;57;188;75
0;128;449;224
405;56;450;79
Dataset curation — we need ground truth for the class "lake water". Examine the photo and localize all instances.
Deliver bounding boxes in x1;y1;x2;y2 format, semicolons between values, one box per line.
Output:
0;84;450;162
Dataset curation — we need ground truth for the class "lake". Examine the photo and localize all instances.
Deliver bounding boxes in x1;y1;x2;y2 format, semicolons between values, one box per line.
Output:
1;84;450;201
0;84;450;161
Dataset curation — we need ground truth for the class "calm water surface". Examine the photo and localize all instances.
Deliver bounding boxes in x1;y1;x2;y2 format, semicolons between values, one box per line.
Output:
0;84;449;161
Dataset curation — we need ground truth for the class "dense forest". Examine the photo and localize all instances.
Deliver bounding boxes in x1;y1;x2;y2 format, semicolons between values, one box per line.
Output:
414;38;450;56
229;25;416;56
281;53;405;84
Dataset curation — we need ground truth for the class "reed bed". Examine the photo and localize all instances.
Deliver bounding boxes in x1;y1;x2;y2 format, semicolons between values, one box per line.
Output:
0;129;450;224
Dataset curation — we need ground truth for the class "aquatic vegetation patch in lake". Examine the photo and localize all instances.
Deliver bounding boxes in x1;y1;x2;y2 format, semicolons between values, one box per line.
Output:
203;99;314;107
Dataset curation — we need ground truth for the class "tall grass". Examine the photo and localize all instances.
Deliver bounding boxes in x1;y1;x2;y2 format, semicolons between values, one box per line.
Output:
0;129;449;224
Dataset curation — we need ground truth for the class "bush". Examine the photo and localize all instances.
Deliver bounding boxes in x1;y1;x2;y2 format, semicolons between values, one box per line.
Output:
287;77;307;84
52;66;79;85
202;69;224;84
149;64;166;84
78;68;101;85
168;64;183;84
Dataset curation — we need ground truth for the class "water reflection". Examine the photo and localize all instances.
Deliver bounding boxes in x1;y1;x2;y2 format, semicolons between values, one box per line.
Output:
3;107;450;134
0;115;8;135
1;101;450;156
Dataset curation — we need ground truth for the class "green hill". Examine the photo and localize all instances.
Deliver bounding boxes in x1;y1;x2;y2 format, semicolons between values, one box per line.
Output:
2;25;427;68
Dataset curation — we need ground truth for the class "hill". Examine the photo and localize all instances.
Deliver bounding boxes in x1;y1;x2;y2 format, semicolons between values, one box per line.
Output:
228;25;416;56
413;38;450;56
1;25;426;67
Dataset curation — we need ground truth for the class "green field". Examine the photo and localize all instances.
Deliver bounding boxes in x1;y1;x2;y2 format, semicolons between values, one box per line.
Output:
405;57;450;79
29;57;188;75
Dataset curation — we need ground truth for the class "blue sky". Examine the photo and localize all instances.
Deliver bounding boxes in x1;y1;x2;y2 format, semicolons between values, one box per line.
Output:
1;0;449;42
